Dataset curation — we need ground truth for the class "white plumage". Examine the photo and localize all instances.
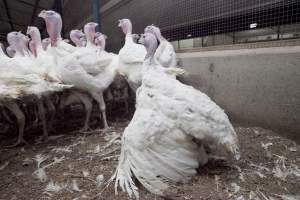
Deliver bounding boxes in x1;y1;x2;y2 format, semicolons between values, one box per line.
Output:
113;32;240;199
0;10;239;199
0;32;69;99
118;19;147;92
145;25;177;68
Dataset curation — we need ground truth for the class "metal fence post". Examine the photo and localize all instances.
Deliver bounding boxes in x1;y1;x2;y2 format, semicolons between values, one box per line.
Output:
92;0;100;32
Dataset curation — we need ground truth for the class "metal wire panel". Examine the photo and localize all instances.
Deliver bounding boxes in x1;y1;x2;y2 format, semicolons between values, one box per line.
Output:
73;0;300;51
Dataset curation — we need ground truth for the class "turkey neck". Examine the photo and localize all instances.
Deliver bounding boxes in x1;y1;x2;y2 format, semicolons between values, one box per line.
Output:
21;39;31;57
71;36;81;47
86;33;95;47
12;42;25;57
144;40;158;65
45;18;62;47
84;27;96;47
0;45;6;57
30;30;42;50
123;22;133;38
96;36;106;52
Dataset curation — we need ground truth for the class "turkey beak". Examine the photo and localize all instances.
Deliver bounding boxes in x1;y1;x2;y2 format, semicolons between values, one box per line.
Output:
145;26;150;33
38;10;47;18
118;20;122;27
92;22;99;28
26;27;31;35
138;34;144;44
24;36;30;42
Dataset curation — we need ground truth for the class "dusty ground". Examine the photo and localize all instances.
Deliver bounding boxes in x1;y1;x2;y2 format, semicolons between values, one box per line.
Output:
0;118;299;200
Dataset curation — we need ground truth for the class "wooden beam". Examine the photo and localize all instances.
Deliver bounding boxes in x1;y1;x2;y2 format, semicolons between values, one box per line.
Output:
2;0;14;30
30;0;41;25
0;18;27;27
15;0;46;9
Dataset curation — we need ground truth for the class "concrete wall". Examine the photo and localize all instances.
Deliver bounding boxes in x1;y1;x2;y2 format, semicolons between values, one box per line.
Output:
177;45;300;142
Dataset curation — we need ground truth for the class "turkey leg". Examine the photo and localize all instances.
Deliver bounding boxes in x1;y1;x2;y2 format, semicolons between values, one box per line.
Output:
5;101;27;147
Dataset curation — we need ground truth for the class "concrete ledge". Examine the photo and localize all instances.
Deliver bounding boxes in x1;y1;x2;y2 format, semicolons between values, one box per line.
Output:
178;45;300;143
177;39;300;53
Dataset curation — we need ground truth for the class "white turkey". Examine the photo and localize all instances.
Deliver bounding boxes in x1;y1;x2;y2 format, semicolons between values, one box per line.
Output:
58;29;94;132
39;11;96;132
113;31;240;199
0;42;26;146
38;10;76;60
0;31;70;146
27;26;61;82
94;32;130;116
70;29;87;47
145;25;177;68
27;26;63;140
39;10;119;130
118;19;147;92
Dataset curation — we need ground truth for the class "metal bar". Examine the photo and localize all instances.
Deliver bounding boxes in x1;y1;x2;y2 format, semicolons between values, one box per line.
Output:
2;0;14;30
233;32;236;44
30;0;41;25
92;0;101;32
15;0;46;9
0;5;33;15
277;26;281;40
61;0;64;35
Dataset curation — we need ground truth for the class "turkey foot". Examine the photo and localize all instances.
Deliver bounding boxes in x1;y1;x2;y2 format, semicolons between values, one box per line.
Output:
6;138;28;148
79;126;92;133
41;135;49;143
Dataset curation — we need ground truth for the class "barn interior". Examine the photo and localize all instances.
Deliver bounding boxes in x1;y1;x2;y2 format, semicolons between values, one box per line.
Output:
0;1;299;199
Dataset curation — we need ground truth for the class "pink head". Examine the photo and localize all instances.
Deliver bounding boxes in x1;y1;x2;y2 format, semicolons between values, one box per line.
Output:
38;10;62;46
94;32;107;50
27;26;42;57
118;19;132;35
42;38;51;50
70;29;86;47
144;25;164;42
83;22;98;45
27;26;42;46
139;32;158;62
7;32;25;56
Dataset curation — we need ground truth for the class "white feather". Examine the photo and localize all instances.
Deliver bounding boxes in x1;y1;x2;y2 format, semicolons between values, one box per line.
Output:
113;53;240;198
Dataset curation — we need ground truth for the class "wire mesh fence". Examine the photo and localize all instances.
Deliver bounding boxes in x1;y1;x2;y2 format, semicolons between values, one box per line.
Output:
63;0;300;51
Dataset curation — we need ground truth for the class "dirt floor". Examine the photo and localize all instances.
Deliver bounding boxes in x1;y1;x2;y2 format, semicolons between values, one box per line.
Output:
0;118;299;200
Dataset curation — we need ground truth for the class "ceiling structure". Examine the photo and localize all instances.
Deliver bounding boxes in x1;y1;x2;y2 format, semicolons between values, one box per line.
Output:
0;0;59;42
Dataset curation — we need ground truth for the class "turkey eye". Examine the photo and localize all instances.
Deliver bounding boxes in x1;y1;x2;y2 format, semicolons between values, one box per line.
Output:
147;93;154;98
